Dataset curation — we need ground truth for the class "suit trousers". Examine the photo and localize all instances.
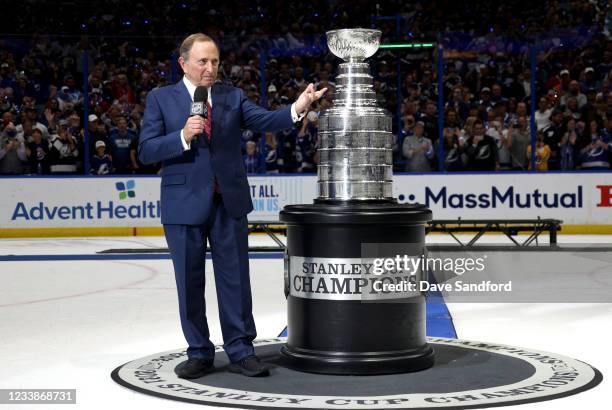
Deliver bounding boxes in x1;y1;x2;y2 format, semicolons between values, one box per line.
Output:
163;195;256;363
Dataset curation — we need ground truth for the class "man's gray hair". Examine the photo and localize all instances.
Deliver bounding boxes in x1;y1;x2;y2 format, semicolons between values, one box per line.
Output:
179;33;219;61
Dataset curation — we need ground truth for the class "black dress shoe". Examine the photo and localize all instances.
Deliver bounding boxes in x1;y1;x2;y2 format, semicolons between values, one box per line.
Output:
228;355;270;377
174;358;214;379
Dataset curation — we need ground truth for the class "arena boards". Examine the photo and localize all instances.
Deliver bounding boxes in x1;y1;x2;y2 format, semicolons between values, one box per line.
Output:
111;337;602;410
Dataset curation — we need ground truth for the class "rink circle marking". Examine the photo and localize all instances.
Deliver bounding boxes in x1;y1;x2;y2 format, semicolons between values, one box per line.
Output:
111;337;602;409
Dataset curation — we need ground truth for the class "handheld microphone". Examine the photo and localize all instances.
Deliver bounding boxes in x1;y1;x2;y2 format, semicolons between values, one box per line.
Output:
190;86;208;142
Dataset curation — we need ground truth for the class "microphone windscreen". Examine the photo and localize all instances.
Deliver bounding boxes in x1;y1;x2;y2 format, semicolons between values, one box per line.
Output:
194;86;208;103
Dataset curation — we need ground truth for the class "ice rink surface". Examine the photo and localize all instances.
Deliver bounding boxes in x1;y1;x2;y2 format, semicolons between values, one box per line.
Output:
0;233;610;410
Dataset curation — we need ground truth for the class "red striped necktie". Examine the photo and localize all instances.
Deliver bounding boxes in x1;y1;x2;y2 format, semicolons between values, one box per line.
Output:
204;101;221;194
204;101;212;140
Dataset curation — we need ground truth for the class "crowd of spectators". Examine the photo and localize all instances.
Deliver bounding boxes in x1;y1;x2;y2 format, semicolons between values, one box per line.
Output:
1;0;612;175
400;38;612;172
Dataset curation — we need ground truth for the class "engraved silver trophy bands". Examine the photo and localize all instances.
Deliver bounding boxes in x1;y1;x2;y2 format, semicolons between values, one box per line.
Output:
317;28;393;201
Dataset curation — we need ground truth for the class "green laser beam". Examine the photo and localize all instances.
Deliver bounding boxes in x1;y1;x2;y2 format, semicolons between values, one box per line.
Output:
379;43;435;49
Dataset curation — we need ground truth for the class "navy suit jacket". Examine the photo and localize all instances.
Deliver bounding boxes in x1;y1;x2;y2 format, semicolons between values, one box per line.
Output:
139;81;294;224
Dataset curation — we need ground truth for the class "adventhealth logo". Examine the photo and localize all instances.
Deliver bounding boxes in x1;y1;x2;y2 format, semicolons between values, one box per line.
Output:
11;180;159;221
116;180;136;200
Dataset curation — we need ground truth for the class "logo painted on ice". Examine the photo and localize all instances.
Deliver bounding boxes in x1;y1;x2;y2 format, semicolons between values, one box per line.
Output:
111;337;602;409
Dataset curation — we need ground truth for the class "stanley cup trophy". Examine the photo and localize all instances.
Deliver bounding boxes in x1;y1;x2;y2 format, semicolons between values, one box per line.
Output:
280;29;435;375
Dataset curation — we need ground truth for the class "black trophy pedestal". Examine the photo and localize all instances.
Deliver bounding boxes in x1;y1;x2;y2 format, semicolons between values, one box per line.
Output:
279;201;435;375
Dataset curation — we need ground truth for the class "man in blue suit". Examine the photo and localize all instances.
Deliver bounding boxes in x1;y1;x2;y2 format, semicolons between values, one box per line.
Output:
139;33;326;378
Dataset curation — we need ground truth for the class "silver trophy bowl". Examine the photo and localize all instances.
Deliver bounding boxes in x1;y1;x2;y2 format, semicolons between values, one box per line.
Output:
326;28;381;62
317;28;393;201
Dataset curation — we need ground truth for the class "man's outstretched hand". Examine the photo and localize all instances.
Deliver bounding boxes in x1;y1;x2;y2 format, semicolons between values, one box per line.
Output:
295;83;328;116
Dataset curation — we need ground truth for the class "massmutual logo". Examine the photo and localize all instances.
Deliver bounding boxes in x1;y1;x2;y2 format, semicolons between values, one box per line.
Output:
11;180;159;221
398;185;585;209
116;180;136;200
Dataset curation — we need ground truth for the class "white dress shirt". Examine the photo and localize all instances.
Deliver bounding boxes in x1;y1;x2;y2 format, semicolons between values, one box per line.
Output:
180;76;304;151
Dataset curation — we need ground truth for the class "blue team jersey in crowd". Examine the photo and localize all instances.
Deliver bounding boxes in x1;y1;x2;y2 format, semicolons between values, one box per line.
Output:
243;153;264;174
108;129;136;171
580;135;611;169
90;154;113;175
